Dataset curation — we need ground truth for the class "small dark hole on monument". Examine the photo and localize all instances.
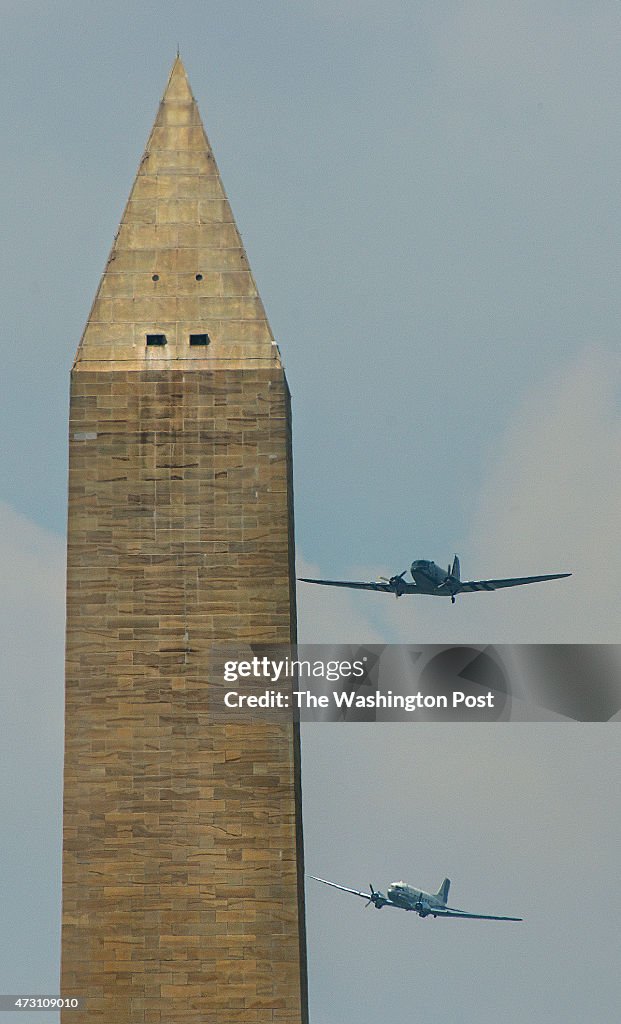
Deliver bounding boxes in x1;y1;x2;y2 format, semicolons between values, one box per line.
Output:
189;333;210;346
152;274;159;281
146;334;167;346
195;274;203;281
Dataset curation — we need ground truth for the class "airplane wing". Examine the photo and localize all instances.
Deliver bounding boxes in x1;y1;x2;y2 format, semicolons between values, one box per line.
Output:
308;875;374;899
308;875;398;907
459;572;570;594
298;578;417;594
434;905;522;921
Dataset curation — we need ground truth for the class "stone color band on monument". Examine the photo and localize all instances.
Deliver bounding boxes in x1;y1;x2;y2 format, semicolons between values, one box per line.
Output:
60;57;308;1023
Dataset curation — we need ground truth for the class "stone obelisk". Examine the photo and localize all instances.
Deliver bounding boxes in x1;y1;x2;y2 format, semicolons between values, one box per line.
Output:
61;58;307;1023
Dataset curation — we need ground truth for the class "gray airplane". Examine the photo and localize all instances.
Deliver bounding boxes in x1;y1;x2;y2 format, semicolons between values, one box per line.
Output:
300;555;570;604
309;874;522;922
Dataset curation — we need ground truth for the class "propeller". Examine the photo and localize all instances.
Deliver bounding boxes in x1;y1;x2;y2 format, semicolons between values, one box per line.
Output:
365;884;386;909
437;566;456;591
391;570;408;584
377;570;409;597
440;556;459;587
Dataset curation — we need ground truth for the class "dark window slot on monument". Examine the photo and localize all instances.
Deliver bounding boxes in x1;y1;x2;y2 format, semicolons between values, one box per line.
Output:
146;334;167;346
189;333;210;346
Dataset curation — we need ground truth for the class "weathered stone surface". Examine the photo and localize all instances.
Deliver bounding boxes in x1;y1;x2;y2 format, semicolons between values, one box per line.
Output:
75;57;280;374
61;58;307;1024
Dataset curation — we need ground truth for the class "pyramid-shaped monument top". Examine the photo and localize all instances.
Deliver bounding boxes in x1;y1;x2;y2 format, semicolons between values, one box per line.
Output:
74;57;282;371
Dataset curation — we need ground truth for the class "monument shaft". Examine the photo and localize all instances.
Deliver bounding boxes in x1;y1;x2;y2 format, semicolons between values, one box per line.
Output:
61;59;307;1023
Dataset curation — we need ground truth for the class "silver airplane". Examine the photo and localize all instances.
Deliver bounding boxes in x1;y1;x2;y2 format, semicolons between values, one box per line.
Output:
300;555;571;604
309;874;522;922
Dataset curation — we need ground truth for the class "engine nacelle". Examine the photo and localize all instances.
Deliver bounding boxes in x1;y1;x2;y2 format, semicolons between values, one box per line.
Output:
369;888;389;909
414;901;431;918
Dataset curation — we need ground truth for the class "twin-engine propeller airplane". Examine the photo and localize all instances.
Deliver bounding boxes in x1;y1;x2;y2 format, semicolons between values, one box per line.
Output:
300;555;570;604
309;874;522;922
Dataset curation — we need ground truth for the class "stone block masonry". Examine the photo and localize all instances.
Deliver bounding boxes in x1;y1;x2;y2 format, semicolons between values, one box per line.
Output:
61;57;307;1024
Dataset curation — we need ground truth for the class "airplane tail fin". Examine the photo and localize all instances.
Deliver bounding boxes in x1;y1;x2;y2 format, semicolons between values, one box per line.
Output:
450;556;460;581
435;878;450;905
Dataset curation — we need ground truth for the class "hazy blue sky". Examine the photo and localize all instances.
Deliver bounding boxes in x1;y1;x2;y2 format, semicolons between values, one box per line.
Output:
1;2;620;1021
302;726;621;1024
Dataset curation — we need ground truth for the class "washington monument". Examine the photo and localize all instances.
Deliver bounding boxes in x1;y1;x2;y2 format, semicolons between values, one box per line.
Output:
61;58;308;1023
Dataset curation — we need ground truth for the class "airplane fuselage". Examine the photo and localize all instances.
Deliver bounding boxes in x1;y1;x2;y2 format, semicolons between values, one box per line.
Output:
409;560;456;597
387;881;445;916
